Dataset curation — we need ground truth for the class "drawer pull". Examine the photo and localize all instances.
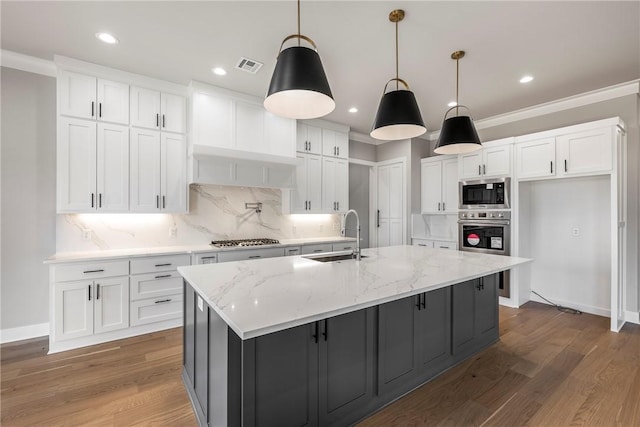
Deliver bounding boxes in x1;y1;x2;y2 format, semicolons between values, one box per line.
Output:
155;274;172;279
154;263;172;267
343;246;351;250
248;255;261;259
83;269;105;274
154;299;172;304
313;249;324;253
418;244;427;247
201;256;217;260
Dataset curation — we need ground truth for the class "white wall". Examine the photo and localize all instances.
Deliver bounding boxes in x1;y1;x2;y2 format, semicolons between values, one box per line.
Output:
1;67;56;331
523;177;611;315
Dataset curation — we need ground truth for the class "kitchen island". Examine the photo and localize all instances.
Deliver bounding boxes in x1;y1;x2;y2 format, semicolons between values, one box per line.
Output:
178;245;530;427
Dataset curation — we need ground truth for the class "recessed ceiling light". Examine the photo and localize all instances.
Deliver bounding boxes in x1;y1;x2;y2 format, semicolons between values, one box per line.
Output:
348;107;358;113
520;75;534;83
212;67;227;76
95;32;119;44
447;101;457;107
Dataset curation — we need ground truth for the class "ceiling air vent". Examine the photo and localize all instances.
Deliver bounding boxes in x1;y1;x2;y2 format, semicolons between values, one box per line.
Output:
236;57;263;74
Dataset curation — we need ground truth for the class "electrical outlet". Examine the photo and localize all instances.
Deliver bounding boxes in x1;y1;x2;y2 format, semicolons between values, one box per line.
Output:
170;226;178;238
82;229;91;241
292;226;297;234
572;227;580;236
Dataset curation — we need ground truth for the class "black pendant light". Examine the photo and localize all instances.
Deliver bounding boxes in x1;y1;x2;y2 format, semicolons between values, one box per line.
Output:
434;51;482;155
264;0;335;119
370;9;426;141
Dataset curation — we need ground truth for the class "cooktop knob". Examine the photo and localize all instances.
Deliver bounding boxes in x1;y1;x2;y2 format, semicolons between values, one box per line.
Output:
498;213;504;218
470;213;475;218
489;213;495;218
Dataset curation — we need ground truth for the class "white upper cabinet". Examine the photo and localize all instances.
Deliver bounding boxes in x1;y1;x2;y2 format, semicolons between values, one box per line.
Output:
265;112;296;158
297;123;323;154
131;86;186;134
292;153;323;213
459;140;512;179
235;100;265;152
58;118;129;213
130;129;186;213
322;129;349;159
59;71;129;125
421;156;458;214
557;127;612;177
515;137;557;179
193;92;233;148
322;157;348;212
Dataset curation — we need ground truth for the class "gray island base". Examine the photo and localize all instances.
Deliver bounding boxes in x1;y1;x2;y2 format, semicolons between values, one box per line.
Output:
183;274;501;427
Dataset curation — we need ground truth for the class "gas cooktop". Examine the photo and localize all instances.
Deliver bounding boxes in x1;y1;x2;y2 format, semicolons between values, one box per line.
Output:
210;238;280;248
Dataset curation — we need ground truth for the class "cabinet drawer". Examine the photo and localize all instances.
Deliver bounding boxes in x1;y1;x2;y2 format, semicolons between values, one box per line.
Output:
301;243;333;255
433;241;457;250
412;239;433;248
130;254;190;274
54;260;129;282
193;252;219;264
218;247;285;263
284;246;301;256
332;242;356;252
130;293;183;326
130;272;183;301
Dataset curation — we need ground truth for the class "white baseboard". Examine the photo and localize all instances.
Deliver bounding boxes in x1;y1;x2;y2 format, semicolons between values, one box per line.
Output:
0;322;49;344
529;294;610;318
625;310;640;325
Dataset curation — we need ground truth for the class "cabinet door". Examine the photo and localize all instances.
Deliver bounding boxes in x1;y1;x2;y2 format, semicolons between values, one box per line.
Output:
322;129;337;157
94;277;129;334
334;159;349;212
452;279;476;356
235;101;265;153
417;287;452;376
160;93;186;134
244;323;318;427
441;158;458;213
59;71;96;120
265;112;295;157
130;129;161;212
130;86;161;130
319;308;375;426
377;219;390;247
58;118;97;212
334;131;349;159
96;123;129;211
296;123;309;152
54;280;94;341
378;296;419;395
307;154;323;213
558;128;612;176
184;285;196;385
516;137;556;179
483;145;511;177
322;157;337;212
421;161;442;213
192;92;233;148
458;151;482;179
293;153;309;212
96;79;129;125
194;294;209;419
412;239;433;248
160;133;187;212
307;125;323;154
475;274;498;340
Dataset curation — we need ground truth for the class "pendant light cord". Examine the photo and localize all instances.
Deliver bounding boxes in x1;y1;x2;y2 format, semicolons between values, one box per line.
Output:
297;0;301;46
456;57;459;116
395;18;399;90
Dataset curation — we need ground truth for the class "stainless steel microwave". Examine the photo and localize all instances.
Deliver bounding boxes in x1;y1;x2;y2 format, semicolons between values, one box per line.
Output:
459;177;510;209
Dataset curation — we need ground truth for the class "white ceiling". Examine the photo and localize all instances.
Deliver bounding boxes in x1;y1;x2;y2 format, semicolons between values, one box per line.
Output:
2;1;639;136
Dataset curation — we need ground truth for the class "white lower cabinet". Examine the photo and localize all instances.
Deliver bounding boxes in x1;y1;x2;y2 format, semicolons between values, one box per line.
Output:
322;157;348;212
218;247;286;262
302;243;334;254
54;276;129;341
421;156;458;214
130;293;183;327
412;239;457;250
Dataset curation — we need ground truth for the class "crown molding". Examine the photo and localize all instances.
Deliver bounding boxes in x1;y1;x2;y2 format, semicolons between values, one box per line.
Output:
426;79;640;140
1;50;56;77
349;131;386;145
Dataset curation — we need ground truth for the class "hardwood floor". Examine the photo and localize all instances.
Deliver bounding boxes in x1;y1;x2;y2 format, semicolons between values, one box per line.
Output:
1;302;639;426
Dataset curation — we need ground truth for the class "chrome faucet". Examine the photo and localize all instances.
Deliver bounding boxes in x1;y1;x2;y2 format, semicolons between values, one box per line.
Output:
341;209;361;260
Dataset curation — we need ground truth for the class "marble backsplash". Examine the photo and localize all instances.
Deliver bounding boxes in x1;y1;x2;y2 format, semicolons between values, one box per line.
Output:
56;185;342;252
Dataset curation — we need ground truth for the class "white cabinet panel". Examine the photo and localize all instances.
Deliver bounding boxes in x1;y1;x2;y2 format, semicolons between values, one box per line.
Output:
130;293;183;326
335;131;349;159
323;157;349;212
297;123;323;154
59;71;97;120
235;101;265;152
301;243;333;255
130;128;161;212
293;153;309;212
377;219;390;247
161;133;187;212
321;129;349;159
421;161;442;213
130;254;190;275
160;93;186;134
442;158;458;213
58;118;97;212
378;162;405;247
193;92;233;148
332;242;356;252
130;272;183;301
97;123;129;211
54;280;94;341
97;79;129;125
516;137;556;179
130;86;161;130
412;239;433;247
389;219;403;246
558;128;612;176
459;152;482;179
335;159;349;212
483;145;511;177
388;163;403;219
94;277;129;334
421;156;458;214
218;247;285;262
265;112;295;157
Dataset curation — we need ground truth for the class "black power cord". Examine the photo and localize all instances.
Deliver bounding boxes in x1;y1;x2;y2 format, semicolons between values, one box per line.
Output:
531;290;582;315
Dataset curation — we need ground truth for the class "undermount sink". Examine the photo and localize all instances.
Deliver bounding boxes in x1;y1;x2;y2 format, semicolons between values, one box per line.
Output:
303;252;367;263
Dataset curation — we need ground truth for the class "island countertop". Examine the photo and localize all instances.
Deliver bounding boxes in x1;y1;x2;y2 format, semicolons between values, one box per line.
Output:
178;245;531;340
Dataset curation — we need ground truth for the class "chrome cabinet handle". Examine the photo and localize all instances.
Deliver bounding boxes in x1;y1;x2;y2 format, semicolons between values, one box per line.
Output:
154;299;172;304
155;274;171;279
154;263;172;267
83;269;104;274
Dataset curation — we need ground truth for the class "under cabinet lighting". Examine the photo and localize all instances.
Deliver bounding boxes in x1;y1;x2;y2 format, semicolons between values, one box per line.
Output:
95;32;119;44
520;75;534;83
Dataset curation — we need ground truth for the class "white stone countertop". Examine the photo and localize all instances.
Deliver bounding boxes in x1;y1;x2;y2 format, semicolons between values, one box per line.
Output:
44;237;356;264
178;245;532;340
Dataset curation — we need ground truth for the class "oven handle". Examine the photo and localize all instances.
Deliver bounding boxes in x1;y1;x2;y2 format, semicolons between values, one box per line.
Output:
458;220;510;226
